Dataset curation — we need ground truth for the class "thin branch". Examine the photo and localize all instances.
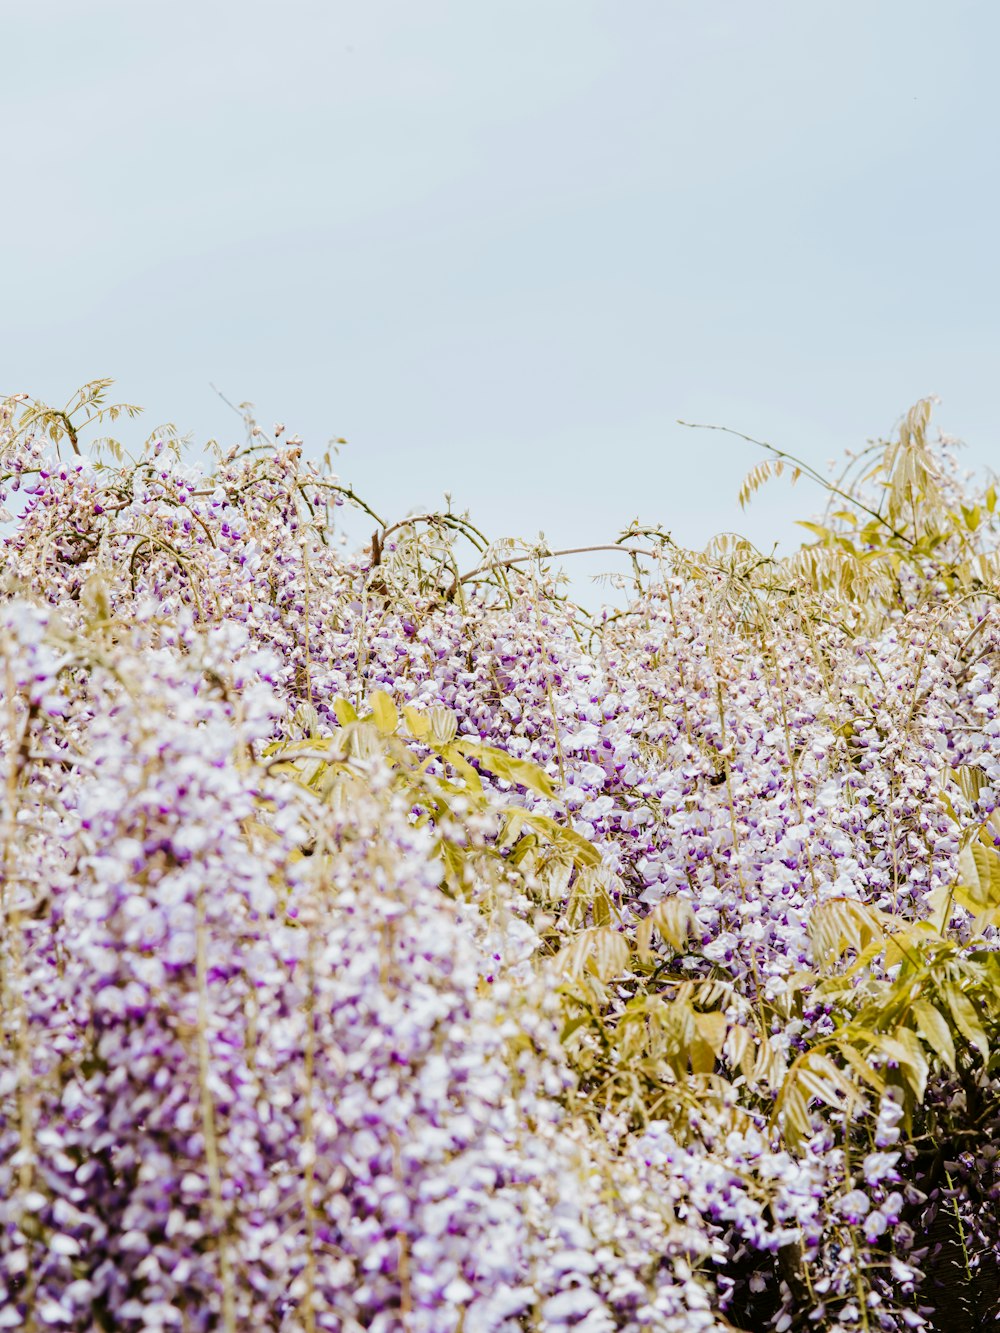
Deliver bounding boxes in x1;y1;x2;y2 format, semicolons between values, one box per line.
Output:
382;511;488;552
209;382;247;421
459;544;657;586
678;419;912;544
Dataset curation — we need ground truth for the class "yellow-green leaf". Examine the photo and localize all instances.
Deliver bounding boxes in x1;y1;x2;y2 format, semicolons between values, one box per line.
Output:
463;742;556;799
427;706;459;747
635;914;655;965
652;897;697;953
724;1023;753;1072
796;520;834;540
753;1035;788;1092
333;697;357;726
795;1052;852;1111
910;999;956;1071
370;689;399;736
694;1009;728;1056
953;766;988;806
925;884;954;936
943;983;989;1060
778;1085;811;1146
894;1024;930;1102
438;839;468;894
524;814;601;867
689;1031;716;1076
440;744;484;797
808;898;883;971
954;840;1000;916
557;927;630;982
403;705;430;740
835;1038;886;1093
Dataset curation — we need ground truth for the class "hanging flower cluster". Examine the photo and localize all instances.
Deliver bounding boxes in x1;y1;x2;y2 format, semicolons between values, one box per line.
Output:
2;384;1000;1331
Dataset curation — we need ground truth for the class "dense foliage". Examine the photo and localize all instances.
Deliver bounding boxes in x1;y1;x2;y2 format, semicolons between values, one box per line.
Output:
2;383;1000;1331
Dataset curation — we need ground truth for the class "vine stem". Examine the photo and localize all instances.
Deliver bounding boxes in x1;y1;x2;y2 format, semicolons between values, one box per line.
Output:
195;894;237;1333
2;658;38;1331
300;925;318;1333
945;1168;974;1287
459;544;656;586
678;418;912;544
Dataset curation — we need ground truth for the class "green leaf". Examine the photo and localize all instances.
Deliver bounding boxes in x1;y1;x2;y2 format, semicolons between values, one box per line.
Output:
689;1030;716;1075
497;807;530;850
560;1013;592;1043
592;885;612;927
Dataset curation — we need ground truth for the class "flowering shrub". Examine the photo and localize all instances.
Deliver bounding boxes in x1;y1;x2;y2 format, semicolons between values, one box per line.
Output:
2;383;1000;1330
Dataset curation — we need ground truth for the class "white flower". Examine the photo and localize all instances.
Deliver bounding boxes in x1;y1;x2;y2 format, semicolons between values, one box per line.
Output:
839;1190;870;1222
863;1210;887;1242
564;723;600;752
862;1151;900;1185
541;1287;605;1323
702;932;738;963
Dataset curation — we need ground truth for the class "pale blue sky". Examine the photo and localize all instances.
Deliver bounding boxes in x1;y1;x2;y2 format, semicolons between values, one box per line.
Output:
3;1;997;601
